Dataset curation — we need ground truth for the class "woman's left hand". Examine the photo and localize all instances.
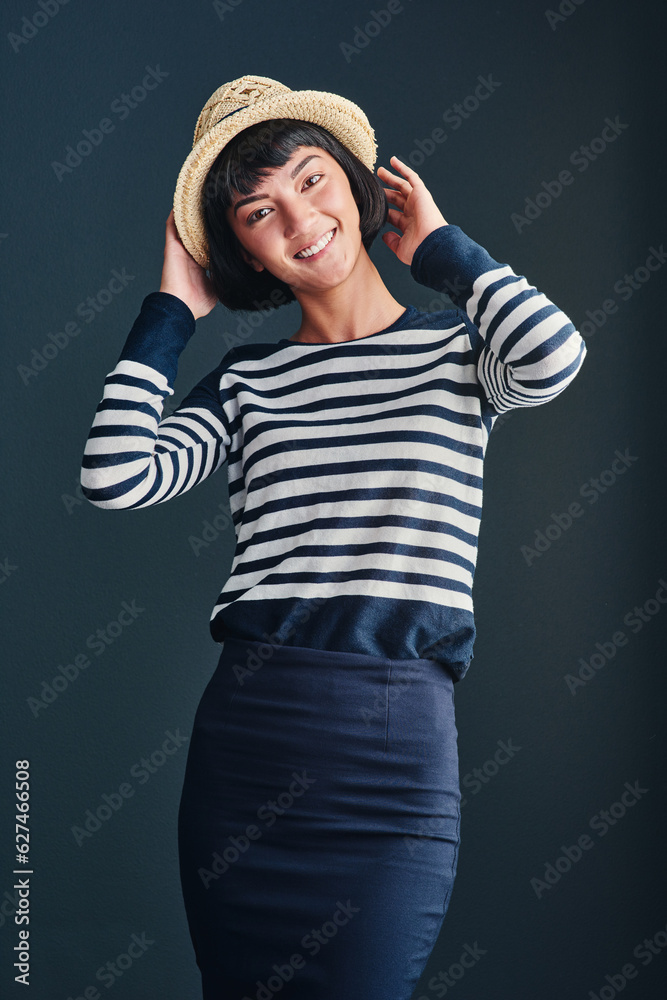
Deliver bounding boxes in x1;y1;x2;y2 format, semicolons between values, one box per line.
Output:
378;156;448;266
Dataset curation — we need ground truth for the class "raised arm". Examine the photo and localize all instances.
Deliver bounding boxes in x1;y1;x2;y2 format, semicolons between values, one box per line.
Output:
379;156;587;413
80;210;231;510
80;293;232;508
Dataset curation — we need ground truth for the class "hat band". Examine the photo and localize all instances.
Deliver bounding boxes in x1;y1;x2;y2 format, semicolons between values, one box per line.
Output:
213;105;247;128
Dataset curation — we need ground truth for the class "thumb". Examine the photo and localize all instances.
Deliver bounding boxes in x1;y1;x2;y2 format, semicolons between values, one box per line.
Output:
382;231;401;256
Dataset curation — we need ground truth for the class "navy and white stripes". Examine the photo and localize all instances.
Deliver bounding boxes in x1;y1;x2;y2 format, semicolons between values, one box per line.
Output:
81;225;586;679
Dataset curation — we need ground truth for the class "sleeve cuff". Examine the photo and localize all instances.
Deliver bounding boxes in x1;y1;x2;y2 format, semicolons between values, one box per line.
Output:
410;225;505;309
117;291;196;384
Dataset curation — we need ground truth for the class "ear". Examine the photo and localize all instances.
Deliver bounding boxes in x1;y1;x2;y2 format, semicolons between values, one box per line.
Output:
241;247;265;273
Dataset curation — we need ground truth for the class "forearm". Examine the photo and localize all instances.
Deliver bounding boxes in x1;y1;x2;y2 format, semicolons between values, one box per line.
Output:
80;292;230;509
411;225;587;410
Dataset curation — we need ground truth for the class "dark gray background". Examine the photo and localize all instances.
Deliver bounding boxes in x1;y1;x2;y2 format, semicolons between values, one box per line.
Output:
2;0;666;997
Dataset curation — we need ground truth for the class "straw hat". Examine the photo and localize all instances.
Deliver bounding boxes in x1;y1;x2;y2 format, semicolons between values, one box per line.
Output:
172;74;378;269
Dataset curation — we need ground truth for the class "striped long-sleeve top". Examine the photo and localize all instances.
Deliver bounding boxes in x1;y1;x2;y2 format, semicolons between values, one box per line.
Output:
81;224;586;681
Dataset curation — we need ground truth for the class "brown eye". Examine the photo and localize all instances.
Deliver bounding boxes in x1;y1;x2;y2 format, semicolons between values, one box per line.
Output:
248;206;271;223
303;173;323;188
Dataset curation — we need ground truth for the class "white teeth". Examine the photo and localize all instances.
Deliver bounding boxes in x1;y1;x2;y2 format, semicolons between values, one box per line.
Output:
296;229;335;258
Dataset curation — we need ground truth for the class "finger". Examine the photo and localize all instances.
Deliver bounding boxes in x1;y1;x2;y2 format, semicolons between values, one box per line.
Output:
389;154;419;176
381;231;401;255
389;155;424;185
383;188;407;206
380;175;412;198
385;207;406;229
377;164;412;193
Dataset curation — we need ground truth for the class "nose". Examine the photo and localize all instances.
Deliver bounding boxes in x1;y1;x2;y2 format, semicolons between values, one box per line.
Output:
281;193;319;242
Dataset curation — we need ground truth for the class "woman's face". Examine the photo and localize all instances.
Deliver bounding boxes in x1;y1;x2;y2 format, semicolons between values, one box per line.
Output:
226;145;364;297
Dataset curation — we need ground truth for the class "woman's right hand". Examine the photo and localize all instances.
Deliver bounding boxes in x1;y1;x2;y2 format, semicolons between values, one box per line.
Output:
159;208;219;320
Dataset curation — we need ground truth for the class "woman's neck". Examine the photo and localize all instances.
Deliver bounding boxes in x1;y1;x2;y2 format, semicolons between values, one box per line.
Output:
289;250;405;344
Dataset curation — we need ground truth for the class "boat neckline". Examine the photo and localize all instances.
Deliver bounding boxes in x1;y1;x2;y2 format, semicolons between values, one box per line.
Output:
278;304;419;346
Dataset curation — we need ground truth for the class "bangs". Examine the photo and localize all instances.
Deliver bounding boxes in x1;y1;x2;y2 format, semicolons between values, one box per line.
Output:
204;120;330;210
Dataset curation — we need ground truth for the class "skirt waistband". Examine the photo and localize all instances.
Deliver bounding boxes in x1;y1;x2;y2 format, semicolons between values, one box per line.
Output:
218;636;454;682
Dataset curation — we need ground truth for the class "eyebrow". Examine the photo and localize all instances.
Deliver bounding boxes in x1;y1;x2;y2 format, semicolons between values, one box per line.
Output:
232;154;322;216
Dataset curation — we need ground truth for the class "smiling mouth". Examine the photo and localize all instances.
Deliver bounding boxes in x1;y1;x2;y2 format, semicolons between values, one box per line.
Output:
294;228;337;259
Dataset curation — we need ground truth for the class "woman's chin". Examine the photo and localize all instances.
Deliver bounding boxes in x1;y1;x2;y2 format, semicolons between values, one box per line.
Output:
290;258;362;298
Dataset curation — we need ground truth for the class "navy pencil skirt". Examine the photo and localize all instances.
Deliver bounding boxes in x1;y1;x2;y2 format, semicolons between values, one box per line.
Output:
177;637;461;999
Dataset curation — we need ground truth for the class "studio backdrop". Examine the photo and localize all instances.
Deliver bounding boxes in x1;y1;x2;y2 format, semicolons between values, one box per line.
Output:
1;1;665;998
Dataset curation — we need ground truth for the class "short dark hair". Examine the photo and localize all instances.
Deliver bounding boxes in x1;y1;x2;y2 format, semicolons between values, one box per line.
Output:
201;119;388;312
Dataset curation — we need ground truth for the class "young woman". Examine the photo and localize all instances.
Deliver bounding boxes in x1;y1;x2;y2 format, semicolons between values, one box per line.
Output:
81;75;586;999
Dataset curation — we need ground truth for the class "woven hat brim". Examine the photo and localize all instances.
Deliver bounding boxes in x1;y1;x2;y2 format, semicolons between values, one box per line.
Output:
172;90;377;270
